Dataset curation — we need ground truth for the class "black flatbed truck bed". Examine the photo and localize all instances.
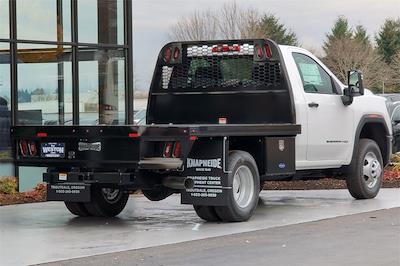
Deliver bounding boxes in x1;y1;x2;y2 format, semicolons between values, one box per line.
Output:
11;123;300;169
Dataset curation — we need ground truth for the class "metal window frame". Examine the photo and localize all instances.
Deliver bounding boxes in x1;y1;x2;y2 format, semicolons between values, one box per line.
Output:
2;0;134;175
4;0;134;126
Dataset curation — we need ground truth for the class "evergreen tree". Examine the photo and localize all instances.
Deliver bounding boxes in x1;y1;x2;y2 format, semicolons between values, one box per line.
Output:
256;14;298;45
376;18;400;64
354;25;370;46
323;16;353;52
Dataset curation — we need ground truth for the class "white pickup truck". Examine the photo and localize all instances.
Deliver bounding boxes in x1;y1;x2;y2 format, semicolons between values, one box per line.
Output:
12;39;392;222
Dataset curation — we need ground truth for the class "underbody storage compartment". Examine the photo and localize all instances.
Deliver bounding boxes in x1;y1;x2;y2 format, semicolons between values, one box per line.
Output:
265;136;295;175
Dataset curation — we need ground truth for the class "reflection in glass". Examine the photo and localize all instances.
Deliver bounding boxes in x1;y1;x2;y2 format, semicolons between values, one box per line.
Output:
0;0;9;39
17;44;72;125
79;48;125;125
17;0;71;42
78;0;124;44
0;43;11;160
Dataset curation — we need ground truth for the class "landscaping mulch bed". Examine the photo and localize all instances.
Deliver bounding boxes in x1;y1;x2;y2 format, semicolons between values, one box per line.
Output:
264;178;399;190
0;183;46;206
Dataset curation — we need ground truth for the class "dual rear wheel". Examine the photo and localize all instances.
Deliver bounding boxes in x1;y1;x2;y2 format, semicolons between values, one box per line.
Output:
194;151;260;222
65;187;129;217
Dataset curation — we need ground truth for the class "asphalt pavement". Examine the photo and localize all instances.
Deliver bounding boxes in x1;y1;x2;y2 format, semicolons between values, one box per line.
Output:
41;208;400;266
0;189;399;265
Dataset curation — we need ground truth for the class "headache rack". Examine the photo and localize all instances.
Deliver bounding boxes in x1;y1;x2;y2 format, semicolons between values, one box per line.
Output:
147;39;296;126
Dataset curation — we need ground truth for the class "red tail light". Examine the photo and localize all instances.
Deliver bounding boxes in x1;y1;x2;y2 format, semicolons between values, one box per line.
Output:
173;47;180;60
128;132;140;138
28;141;37;156
19;140;29;157
163;142;174;158
264;44;272;59
255;44;263;59
37;132;48;137
164;47;172;63
173;142;181;158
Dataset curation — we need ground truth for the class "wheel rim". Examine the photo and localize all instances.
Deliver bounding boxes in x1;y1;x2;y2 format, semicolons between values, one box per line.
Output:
363;152;382;189
232;165;254;209
101;188;122;204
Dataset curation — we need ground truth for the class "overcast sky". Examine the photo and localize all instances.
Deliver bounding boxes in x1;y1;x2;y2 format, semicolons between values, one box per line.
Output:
133;0;400;90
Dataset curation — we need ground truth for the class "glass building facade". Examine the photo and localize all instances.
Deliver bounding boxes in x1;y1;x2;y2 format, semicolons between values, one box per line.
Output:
0;0;133;184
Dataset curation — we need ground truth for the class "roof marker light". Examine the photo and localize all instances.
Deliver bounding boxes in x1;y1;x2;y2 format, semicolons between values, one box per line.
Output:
212;44;240;53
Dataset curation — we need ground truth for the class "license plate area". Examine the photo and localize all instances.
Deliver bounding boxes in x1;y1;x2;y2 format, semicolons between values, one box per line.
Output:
47;183;91;202
41;143;65;158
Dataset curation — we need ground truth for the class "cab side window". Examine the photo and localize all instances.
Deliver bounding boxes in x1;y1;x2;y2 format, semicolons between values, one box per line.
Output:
293;53;335;94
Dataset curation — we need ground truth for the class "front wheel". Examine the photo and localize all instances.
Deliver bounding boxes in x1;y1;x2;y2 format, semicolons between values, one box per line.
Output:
84;187;129;217
214;151;260;222
346;139;383;199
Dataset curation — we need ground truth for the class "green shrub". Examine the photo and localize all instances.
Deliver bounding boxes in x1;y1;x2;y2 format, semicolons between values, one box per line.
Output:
0;177;18;195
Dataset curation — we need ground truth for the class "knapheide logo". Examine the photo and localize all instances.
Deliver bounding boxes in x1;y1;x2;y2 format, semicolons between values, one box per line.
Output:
187;158;222;169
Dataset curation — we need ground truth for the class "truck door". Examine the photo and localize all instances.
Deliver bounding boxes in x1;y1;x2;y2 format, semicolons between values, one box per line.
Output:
292;53;353;164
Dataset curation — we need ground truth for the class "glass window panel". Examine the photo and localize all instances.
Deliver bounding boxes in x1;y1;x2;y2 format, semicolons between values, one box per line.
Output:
78;0;124;44
0;0;9;39
293;53;335;95
79;48;125;125
17;43;73;125
0;43;11;160
17;0;71;42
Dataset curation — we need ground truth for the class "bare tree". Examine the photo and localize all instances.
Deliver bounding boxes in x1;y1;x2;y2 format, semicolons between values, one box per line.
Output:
323;38;391;91
169;10;218;41
238;8;262;39
388;52;400;90
169;1;261;41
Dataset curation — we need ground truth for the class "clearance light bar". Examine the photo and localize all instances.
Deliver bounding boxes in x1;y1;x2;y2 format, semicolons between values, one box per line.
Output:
187;43;254;57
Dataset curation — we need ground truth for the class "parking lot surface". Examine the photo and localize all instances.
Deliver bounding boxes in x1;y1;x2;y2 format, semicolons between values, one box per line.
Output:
42;208;400;266
0;189;399;265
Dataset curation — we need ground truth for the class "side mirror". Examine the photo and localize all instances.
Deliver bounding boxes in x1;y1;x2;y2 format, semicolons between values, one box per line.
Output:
348;70;364;96
342;70;364;106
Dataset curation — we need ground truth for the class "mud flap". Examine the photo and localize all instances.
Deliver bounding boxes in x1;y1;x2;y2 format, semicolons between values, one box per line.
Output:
47;183;91;202
181;137;231;206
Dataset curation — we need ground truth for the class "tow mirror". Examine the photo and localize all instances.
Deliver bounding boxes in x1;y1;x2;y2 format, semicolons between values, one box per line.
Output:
348;70;364;96
342;70;364;106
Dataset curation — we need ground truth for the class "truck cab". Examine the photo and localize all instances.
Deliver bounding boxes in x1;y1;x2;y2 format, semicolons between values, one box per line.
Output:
279;46;391;170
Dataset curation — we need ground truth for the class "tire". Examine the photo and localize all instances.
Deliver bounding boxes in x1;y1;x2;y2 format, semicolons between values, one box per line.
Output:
193;205;220;222
142;187;174;201
84;187;129;217
214;151;260;222
346;139;383;199
64;202;91;217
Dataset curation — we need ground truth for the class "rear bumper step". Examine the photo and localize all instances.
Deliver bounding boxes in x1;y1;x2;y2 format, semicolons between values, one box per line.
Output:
139;157;183;169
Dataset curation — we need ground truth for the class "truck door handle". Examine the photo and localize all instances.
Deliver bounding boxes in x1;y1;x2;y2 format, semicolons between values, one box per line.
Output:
308;102;319;108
